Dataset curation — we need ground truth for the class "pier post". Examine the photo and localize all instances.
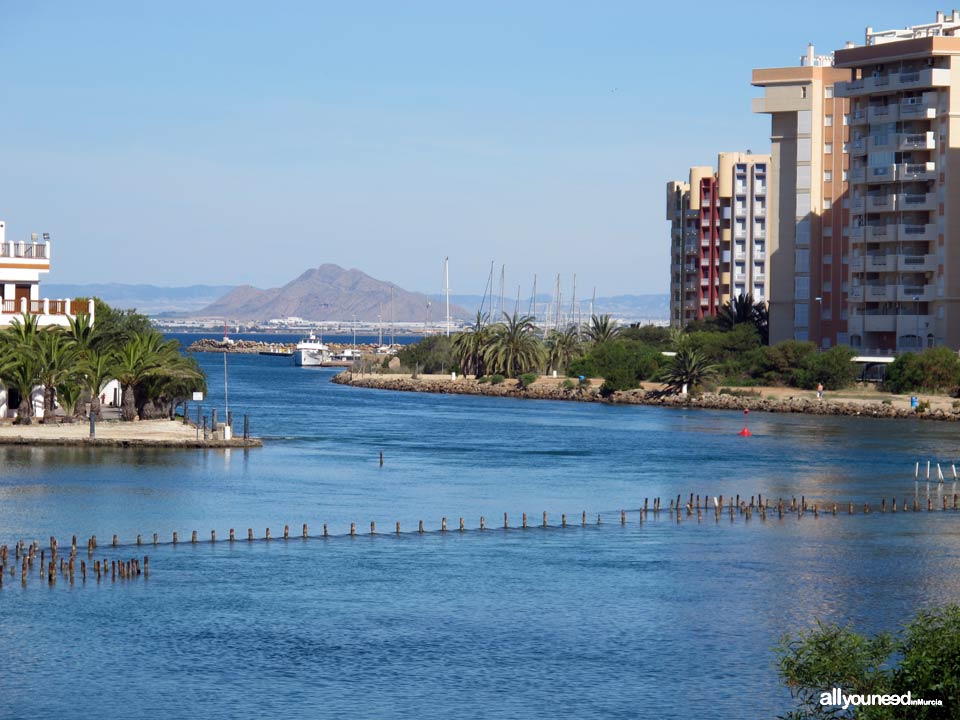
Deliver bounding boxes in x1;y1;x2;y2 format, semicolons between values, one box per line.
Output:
504;512;508;529
137;534;142;546
211;530;216;543
459;517;464;532
350;523;355;537
243;415;249;440
441;517;447;533
323;523;328;538
229;529;235;542
418;520;424;534
191;530;197;543
172;532;178;544
303;524;308;539
562;514;567;527
284;525;289;540
203;416;209;441
265;528;271;540
582;510;587;526
247;528;253;542
371;521;376;535
396;521;401;534
153;533;158;545
543;511;548;528
522;513;527;529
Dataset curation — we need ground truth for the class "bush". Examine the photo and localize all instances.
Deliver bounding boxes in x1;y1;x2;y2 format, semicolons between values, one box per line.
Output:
792;346;858;391
397;336;454;375
490;374;505;385
916;399;931;414
477;376;490;384
719;388;761;398
561;379;576;390
518;372;538;388
778;604;960;719
885;347;960;394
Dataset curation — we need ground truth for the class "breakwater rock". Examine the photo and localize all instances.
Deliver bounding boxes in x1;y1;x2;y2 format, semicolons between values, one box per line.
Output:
187;339;294;354
333;373;960;422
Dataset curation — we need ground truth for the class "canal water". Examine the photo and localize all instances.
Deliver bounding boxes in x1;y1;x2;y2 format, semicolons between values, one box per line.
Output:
1;350;959;718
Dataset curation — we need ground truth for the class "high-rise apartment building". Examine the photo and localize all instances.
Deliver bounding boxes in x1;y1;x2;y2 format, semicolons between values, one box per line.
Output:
752;45;852;348
834;11;960;353
667;152;771;327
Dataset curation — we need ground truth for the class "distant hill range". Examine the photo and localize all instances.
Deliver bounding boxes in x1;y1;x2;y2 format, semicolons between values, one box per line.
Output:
198;264;470;322
44;283;235;315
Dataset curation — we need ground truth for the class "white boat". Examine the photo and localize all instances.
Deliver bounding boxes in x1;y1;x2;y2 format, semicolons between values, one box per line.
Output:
293;334;332;367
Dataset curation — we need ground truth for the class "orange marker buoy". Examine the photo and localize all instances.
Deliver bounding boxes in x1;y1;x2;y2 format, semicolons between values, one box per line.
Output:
739;427;752;437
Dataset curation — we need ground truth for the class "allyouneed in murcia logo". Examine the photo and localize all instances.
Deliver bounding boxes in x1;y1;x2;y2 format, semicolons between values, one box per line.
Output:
820;688;943;710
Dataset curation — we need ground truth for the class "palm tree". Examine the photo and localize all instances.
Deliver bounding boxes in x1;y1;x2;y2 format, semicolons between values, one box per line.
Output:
584;314;620;345
55;378;84;422
452;312;489;377
483;312;545;378
80;350;117;420
113;333;164;421
546;326;581;374
752;299;770;344
659;348;716;395
0;351;40;424
35;329;82;423
718;294;756;331
115;333;204;420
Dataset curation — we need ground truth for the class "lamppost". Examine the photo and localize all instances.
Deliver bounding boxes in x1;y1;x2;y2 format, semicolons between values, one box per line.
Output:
913;295;920;350
814;296;823;348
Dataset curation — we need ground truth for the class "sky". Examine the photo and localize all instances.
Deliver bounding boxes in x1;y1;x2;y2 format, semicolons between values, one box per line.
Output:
0;1;935;296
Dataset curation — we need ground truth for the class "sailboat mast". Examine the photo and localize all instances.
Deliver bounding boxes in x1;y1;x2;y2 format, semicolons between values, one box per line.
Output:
498;264;505;319
390;287;395;346
570;274;577;330
444;256;450;337
555;274;561;331
530;274;537;322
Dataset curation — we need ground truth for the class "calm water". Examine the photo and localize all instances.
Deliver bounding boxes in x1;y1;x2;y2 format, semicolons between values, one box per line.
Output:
2;353;960;719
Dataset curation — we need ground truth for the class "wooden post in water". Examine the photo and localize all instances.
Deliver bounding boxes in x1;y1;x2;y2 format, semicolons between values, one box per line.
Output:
441;517;447;533
396;521;401;534
459;517;464;532
173;532;178;545
266;527;273;540
371;521;376;535
582;510;587;526
597;513;602;525
621;510;626;525
881;498;886;513
284;525;289;540
350;523;356;537
144;556;149;577
247;528;253;542
892;498;897;512
211;530;216;543
522;513;527;529
112;534;118;547
418;520;424;534
504;512;508;529
848;502;853;515
303;523;308;539
243;415;249;440
562;514;567;527
543;511;548;528
323;523;328;538
480;516;485;530
229;529;235;542
191;531;197;544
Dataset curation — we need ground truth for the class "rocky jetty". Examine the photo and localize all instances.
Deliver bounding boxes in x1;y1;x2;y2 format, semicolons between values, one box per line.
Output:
333;373;960;422
186;338;381;355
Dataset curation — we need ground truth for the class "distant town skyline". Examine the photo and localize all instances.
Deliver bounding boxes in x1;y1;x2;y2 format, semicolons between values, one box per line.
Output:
0;1;925;296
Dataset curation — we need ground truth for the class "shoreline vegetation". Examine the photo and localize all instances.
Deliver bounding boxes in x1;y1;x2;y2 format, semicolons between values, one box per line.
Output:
343;303;960;422
333;372;960;422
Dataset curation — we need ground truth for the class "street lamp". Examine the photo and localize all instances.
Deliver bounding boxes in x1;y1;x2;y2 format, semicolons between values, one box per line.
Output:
814;296;823;348
913;295;920;350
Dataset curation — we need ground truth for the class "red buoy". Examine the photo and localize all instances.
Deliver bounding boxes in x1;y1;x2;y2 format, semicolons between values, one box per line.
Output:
743;408;750;415
739;427;752;437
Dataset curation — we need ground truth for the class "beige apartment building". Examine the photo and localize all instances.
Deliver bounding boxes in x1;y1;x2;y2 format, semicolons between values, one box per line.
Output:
667;152;770;327
752;45;852;348
834;11;960;353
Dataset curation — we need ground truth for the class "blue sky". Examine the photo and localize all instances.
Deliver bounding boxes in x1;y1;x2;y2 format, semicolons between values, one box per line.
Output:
0;1;930;296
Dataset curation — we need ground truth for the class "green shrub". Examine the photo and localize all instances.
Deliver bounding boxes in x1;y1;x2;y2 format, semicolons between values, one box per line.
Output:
477;376;490;384
916;399;931;414
561;379;576;390
778;604;960;718
719;387;761;398
396;335;455;375
490;374;505;385
792;346;858;390
518;372;538;388
884;347;960;394
579;377;591;387
882;399;892;405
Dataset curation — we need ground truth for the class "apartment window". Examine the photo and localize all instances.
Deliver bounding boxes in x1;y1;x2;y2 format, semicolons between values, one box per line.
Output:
842;170;848;181
801;86;807;99
795;276;810;300
794;302;809;326
825;86;834;99
843;114;849;126
824;143;833;154
797;165;812;189
825;115;833;127
795;249;810;272
824;170;832;183
824;198;832;210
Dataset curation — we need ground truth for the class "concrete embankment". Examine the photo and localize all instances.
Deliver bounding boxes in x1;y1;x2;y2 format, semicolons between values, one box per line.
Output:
333;372;960;422
0;419;262;448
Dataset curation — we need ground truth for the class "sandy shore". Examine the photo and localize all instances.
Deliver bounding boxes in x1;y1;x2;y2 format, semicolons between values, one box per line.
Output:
0;419;262;448
334;372;960;422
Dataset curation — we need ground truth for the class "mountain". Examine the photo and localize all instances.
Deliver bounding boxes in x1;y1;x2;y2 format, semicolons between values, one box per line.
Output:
199;264;471;322
43;283;236;315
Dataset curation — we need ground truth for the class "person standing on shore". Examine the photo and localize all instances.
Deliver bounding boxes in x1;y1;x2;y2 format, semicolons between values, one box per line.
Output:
817;383;823;401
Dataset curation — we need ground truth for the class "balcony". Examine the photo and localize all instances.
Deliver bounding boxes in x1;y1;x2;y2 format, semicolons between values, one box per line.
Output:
866;164;896;183
863;284;894;301
898;161;936;181
865;253;895;270
849;167;866;183
684;264;698;273
848;286;864;301
700;276;710;287
865;224;897;242
0;297;92;329
897;284;935;302
753;272;766;283
899;131;936;151
850;108;868;125
850;138;868;156
700;257;712;267
754;251;766;262
835;80;866;97
867;194;896;213
899;223;937;242
850;257;864;273
897;253;938;272
0;241;49;262
864;315;897;332
897;192;937;212
869;135;897;153
754;182;766;196
868;104;899;123
848;226;865;241
851;197;866;212
733;248;746;261
836;68;950;96
753;206;766;218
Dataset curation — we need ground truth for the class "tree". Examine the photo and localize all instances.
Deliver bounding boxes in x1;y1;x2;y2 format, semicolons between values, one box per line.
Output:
0;351;40;424
778;604;960;719
718;294;770;344
793;346;858;391
483;312;545;378
452;312;489;377
884;347;960;394
658;348;716;395
79;350;116;420
34;329;82;422
397;335;454;375
545;326;581;374
584;314;620;345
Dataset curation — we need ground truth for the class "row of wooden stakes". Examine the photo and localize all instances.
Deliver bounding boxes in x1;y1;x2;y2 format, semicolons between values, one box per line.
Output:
4;491;958;569
0;539;148;588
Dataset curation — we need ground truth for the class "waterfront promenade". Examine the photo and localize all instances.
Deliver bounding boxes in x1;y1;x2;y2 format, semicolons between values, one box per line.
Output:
0;418;261;448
